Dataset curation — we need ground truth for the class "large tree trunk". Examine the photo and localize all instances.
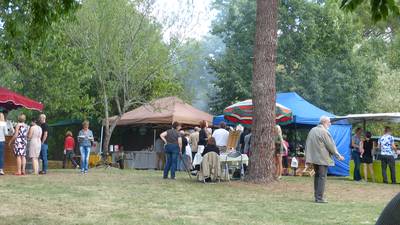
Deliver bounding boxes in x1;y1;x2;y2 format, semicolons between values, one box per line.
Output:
247;0;278;183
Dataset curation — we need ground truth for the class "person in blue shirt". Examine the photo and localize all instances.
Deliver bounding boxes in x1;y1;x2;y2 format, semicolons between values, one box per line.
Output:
78;120;94;174
377;127;397;184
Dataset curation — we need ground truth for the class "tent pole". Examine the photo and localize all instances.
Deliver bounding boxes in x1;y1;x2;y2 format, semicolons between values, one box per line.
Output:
363;119;366;131
100;125;104;154
294;124;297;151
294;116;297;152
153;129;156;149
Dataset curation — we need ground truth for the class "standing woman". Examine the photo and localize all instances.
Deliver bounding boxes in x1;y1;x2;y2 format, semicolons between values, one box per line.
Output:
274;125;284;179
197;120;209;154
360;131;375;182
78;120;94;174
9;114;28;175
160;122;182;179
0;112;8;175
351;128;363;181
28;119;42;175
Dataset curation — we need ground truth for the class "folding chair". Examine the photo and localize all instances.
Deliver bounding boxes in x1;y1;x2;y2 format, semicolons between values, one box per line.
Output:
198;152;221;183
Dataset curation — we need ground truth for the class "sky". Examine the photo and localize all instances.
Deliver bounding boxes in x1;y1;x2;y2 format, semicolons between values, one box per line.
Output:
151;0;217;40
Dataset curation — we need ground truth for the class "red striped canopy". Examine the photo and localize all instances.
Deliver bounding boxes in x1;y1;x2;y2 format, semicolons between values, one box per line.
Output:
0;87;44;111
223;99;293;127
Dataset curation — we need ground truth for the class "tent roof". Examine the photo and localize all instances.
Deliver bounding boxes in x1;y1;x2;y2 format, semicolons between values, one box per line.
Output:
213;115;235;127
115;96;213;126
332;113;400;124
276;92;336;125
0;87;44;111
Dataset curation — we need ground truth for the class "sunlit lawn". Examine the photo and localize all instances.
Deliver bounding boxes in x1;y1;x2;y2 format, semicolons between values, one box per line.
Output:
0;169;397;225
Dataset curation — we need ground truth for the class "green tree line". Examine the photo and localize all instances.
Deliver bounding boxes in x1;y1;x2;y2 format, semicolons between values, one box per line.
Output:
0;0;186;123
208;0;400;116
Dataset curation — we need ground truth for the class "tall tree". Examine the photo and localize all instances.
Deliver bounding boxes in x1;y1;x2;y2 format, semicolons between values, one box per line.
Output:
209;0;379;115
246;0;278;182
64;0;183;154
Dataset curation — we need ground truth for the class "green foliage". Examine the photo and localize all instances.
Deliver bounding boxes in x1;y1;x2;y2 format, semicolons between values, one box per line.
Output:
0;59;18;88
1;0;185;123
66;0;183;117
387;34;400;69
0;0;79;54
209;0;380;115
340;0;400;21
367;62;400;113
0;19;96;122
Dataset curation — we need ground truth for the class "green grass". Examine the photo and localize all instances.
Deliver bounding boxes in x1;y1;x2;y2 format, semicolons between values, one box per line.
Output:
0;169;398;225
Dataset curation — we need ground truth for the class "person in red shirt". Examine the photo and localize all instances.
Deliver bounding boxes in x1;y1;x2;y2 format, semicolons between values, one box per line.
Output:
62;131;79;169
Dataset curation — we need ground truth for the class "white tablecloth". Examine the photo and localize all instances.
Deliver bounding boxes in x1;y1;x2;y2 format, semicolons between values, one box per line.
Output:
193;151;249;167
220;153;249;165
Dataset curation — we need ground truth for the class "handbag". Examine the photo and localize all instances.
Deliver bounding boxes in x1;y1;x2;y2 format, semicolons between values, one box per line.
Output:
291;157;298;168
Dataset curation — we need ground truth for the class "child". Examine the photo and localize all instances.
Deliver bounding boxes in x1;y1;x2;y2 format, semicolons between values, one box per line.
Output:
63;131;79;169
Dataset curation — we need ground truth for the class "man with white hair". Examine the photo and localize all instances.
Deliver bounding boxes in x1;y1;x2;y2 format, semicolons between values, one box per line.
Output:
39;114;49;174
305;116;344;203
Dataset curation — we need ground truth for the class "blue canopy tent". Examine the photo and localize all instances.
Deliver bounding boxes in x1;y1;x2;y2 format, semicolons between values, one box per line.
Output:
277;92;351;176
213;115;235;127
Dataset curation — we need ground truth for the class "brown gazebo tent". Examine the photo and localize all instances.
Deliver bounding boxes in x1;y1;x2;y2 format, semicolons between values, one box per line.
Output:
105;97;213;168
115;96;213;126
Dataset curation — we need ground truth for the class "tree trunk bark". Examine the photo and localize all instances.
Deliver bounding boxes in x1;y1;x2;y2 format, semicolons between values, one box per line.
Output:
247;0;278;183
101;81;110;159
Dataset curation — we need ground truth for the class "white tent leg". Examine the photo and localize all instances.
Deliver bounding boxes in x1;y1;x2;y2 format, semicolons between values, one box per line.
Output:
100;126;104;154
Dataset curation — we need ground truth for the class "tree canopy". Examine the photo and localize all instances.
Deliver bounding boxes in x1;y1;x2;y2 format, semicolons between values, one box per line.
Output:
209;0;400;115
0;0;186;124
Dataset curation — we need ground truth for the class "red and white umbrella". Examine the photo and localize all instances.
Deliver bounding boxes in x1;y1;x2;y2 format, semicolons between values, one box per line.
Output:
223;99;293;127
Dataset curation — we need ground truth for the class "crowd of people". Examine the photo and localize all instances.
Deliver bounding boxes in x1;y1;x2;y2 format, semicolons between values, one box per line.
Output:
0;111;95;175
351;126;399;184
157;120;291;181
159;120;230;180
306;116;400;204
2;111;399;194
0;112;49;175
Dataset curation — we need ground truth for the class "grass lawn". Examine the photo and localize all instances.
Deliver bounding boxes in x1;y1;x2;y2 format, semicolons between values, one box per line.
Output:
0;169;398;225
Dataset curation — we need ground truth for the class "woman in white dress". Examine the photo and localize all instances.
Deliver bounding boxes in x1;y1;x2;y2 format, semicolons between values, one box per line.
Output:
28;119;42;175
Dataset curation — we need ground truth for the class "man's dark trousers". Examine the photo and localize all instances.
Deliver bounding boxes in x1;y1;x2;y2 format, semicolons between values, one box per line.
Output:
313;164;328;201
380;155;396;184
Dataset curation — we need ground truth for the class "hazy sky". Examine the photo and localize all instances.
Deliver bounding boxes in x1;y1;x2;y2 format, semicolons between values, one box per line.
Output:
152;0;217;40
